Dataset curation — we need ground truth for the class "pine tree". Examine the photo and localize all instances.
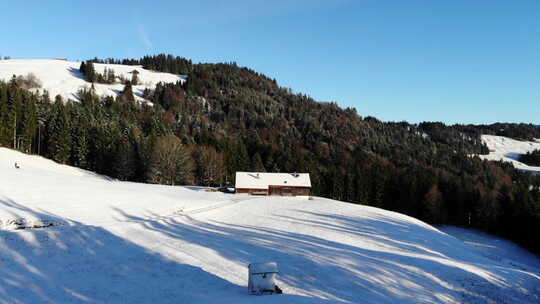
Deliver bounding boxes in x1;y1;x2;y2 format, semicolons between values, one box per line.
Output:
131;70;139;85
70;112;89;168
113;136;137;180
46;100;72;163
0;87;11;145
79;61;86;75
251;153;265;172
85;61;96;82
107;68;116;84
121;81;135;102
235;141;250;172
19;95;38;152
422;184;444;223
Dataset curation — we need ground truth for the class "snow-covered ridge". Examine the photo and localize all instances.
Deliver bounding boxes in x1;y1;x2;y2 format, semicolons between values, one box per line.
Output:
479;134;540;174
0;147;539;303
0;59;185;102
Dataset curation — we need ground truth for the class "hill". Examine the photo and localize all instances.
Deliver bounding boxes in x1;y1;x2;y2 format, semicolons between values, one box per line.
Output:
480;135;540;174
1;54;539;255
1;147;539;303
0;58;185;102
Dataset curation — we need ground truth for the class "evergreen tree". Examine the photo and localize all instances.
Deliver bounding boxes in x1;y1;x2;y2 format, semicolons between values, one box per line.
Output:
131;70;139;85
422;184;444;223
46;99;72;163
84;61;96;82
235;141;250;172
113;136;137;180
251;152;266;172
18;94;38;152
121;81;135;102
107;68;116;84
70;112;90;168
79;61;86;75
0;87;11;145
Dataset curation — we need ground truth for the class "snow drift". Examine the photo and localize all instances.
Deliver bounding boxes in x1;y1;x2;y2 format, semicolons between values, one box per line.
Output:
0;147;539;303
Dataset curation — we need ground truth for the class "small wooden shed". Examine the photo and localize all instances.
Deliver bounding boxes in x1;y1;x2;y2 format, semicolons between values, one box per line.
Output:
235;172;311;196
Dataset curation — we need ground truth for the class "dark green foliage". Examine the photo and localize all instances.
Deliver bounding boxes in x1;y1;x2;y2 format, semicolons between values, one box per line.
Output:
463;123;540;141
235;141;250;172
121;81;135;102
80;60;117;84
80;61;96;83
520;149;540;166
88;54;193;75
251;153;265;172
0;80;38;151
79;61;86;75
46;99;72;163
131;71;139;85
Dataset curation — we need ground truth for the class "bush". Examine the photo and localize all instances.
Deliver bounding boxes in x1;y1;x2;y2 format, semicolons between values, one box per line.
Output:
16;73;42;89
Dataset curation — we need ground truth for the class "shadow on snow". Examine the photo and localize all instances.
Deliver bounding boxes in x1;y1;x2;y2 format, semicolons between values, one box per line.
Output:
0;197;329;304
112;207;540;304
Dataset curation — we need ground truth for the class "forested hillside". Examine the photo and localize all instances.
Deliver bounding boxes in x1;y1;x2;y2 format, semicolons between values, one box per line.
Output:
1;54;539;253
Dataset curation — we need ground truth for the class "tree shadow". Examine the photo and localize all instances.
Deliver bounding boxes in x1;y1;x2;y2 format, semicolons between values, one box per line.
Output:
112;207;540;304
0;196;74;228
67;66;87;81
0;197;330;303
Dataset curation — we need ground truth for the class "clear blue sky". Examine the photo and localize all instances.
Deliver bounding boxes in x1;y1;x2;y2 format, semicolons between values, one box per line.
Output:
1;1;539;124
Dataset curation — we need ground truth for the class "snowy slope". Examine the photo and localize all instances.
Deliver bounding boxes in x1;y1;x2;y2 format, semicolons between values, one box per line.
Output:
1;148;539;303
480;135;540;174
0;59;185;102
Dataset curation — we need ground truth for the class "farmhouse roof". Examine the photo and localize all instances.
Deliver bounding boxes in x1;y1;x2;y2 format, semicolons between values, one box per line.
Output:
235;172;311;190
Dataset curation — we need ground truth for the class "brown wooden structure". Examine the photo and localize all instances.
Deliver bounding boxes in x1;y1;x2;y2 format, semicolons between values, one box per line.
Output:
235;172;311;196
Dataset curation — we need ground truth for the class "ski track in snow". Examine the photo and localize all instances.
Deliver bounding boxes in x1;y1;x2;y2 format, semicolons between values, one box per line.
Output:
0;147;539;303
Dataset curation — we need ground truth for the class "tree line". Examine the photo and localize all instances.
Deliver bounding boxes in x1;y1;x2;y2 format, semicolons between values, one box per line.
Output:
79;61;139;85
520;149;540;166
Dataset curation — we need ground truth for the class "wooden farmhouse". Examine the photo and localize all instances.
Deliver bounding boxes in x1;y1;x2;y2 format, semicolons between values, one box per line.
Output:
235;172;311;196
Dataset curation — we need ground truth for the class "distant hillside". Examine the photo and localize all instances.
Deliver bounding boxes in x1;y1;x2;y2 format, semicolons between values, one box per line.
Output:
0;58;185;103
480;135;540;173
0;54;539;254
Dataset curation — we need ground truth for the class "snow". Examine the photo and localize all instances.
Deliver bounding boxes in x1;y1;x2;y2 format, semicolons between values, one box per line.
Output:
479;135;540;174
0;59;185;103
249;262;279;274
0;147;539;303
235;172;311;189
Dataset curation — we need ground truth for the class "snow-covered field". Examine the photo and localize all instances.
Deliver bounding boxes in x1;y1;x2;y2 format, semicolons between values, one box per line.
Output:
480;135;540;174
1;147;539;303
0;59;185;102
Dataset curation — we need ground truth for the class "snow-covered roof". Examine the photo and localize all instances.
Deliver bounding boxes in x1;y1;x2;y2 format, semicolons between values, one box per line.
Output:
249;262;278;274
235;172;311;189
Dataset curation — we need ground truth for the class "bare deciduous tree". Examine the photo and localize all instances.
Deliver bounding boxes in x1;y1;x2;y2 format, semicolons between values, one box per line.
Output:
147;135;193;185
194;146;224;186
